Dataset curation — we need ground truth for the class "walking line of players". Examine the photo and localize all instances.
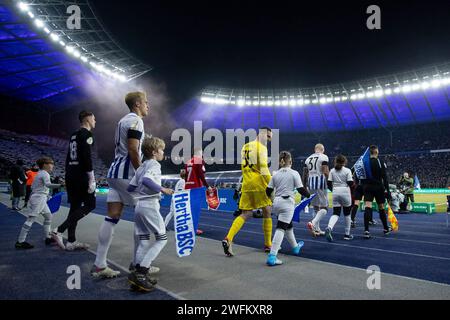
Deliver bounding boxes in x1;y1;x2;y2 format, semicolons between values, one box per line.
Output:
13;91;394;292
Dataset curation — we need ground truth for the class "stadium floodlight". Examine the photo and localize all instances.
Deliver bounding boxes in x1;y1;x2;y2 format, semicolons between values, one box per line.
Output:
267;100;274;106
97;64;106;73
282;100;289;106
393;87;401;93
72;50;81;58
443;77;450;85
50;33;60;42
431;79;442;88
274;100;281;106
326;97;333;103
34;19;45;28
18;2;29;11
260;101;267;106
304;99;310;104
319;97;326;104
374;89;384;97
402;84;411;93
357;93;365;99
421;81;430;89
297;99;304;105
384;88;392;95
312;99;318;104
245;100;252;106
65;46;75;54
350;94;357;100
237;99;245;106
15;1;136;83
213;98;222;104
253;101;259;106
334;97;341;102
366;92;374;98
200;96;210;103
412;83;421;91
289;99;296;106
341;96;348;101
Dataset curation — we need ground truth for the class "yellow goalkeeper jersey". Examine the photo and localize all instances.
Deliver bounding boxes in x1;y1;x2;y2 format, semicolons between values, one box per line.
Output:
241;140;271;192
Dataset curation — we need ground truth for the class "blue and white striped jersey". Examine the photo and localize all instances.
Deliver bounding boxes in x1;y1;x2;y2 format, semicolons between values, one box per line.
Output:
305;152;329;190
107;112;145;180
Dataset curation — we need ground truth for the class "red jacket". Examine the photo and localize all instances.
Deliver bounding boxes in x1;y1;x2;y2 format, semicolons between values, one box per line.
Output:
185;156;209;189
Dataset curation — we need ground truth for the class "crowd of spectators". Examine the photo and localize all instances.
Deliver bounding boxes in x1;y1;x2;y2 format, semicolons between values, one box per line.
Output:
0;129;108;185
2;121;449;190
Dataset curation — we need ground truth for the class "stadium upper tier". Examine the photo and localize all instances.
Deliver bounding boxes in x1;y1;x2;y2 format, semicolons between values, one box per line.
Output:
0;1;151;108
184;63;450;132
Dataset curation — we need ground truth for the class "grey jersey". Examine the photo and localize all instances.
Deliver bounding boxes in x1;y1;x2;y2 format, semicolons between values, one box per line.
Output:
328;167;353;189
129;159;161;200
268;167;303;198
31;170;58;196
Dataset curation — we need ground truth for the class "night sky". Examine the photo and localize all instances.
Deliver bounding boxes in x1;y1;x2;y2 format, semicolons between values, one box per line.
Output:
92;0;450;107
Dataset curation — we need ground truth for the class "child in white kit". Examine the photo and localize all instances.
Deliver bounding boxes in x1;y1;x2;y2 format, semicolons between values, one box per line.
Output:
127;136;174;292
265;151;311;266
325;155;354;242
15;157;62;249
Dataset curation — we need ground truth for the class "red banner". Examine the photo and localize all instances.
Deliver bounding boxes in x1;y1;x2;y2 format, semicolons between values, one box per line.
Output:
206;187;220;210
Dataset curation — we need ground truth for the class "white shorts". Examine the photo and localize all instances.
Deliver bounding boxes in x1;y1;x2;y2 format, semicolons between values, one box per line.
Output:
134;198;165;236
106;178;136;206
332;187;352;207
28;194;50;217
310;189;328;208
272;196;295;224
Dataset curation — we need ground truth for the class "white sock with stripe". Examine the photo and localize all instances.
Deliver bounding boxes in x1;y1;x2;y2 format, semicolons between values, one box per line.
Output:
140;234;168;268
312;209;327;229
328;215;339;230
344;215;351;236
285;228;298;248
270;229;285;256
94;219;117;269
135;235;152;266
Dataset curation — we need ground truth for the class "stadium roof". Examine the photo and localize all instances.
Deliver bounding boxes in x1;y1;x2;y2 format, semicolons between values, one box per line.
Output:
187;63;450;132
0;0;151;108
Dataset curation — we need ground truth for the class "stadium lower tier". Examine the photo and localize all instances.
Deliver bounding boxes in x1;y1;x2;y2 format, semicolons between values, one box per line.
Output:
1;192;449;300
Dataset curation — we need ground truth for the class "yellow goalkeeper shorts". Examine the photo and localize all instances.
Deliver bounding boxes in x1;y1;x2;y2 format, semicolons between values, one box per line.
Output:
239;191;272;211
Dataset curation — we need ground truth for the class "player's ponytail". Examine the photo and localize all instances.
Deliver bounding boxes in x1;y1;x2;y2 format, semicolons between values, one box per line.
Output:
279;151;292;168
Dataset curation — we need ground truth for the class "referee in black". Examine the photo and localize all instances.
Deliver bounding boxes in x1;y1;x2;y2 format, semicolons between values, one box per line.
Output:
362;145;392;239
52;111;97;250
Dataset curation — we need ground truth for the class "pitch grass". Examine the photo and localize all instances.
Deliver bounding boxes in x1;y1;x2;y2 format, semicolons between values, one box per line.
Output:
294;193;448;213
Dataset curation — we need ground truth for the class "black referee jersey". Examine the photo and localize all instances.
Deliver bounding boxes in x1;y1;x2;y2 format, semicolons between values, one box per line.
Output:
365;157;389;192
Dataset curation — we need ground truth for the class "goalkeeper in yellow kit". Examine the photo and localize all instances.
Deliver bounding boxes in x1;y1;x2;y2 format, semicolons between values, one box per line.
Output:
222;127;273;256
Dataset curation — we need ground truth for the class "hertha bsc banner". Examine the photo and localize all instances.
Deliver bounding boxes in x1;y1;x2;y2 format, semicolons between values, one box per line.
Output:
172;187;206;257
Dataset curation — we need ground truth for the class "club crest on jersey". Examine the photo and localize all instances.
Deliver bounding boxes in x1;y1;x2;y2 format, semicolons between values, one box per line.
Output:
86;137;93;145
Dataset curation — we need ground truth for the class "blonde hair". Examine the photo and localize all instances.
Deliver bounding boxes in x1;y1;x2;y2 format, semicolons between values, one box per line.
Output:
125;92;146;111
279;151;292;168
315;143;325;153
142;136;165;159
